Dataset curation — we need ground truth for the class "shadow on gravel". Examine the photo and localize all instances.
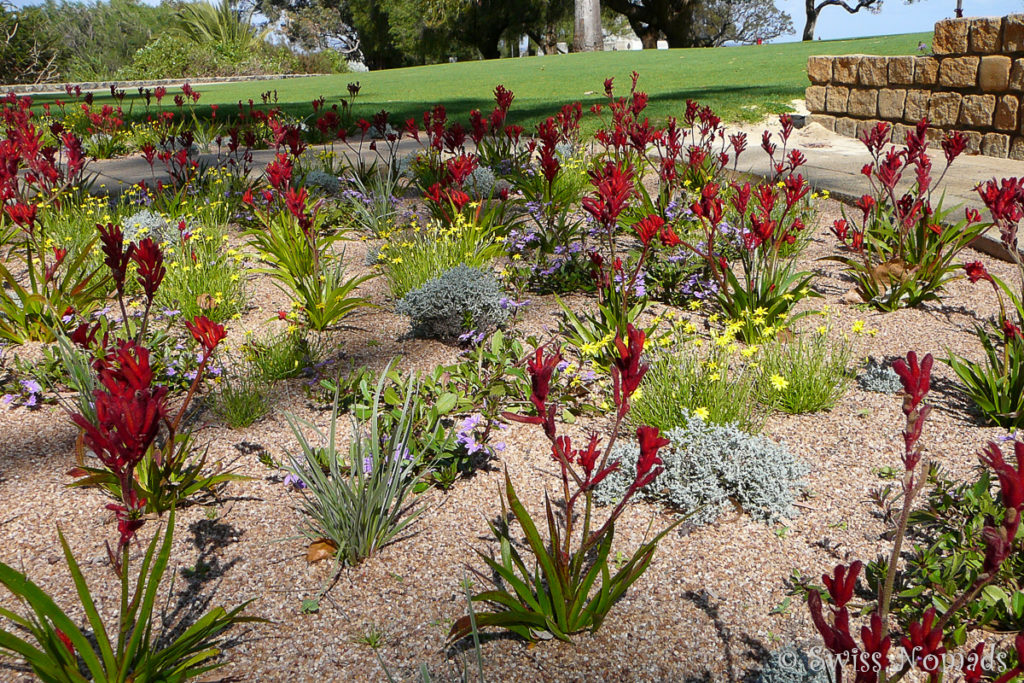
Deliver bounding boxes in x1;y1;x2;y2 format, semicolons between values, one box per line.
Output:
153;518;244;652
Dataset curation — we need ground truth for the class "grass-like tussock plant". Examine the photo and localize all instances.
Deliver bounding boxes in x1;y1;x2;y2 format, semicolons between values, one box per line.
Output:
211;358;271;428
754;323;853;415
631;322;764;434
286;365;427;567
378;212;504;300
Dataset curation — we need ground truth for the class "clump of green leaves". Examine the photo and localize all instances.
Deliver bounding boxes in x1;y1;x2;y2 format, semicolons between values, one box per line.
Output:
631;326;763;433
211;358;271;428
0;509;260;681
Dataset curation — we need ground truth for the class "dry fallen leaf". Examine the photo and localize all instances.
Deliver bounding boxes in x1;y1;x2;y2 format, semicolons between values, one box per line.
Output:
197;293;216;310
306;540;337;564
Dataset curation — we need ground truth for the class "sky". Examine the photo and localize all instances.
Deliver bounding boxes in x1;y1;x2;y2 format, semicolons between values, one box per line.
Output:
775;0;1020;41
5;0;1022;42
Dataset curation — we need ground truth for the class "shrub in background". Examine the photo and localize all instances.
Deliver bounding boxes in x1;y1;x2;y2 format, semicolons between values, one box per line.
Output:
595;411;808;525
396;265;506;340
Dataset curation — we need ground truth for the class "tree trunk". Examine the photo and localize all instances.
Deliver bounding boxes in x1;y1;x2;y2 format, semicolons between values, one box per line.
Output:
574;0;603;52
639;31;659;49
802;0;818;40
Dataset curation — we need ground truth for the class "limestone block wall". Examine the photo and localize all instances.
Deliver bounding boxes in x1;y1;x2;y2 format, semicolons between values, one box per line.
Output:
804;15;1024;159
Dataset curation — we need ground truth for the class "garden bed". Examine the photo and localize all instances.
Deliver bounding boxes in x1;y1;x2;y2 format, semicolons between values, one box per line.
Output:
1;80;1023;681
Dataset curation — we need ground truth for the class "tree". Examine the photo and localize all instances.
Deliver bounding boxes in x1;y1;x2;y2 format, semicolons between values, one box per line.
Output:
1;2;59;83
574;0;602;51
801;0;881;41
602;0;700;48
690;0;793;46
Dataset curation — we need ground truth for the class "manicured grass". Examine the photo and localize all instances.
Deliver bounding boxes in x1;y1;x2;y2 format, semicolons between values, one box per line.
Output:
200;32;930;127
45;31;930;129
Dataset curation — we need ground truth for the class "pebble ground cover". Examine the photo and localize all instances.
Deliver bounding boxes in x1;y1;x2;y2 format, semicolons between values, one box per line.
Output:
1;77;1024;681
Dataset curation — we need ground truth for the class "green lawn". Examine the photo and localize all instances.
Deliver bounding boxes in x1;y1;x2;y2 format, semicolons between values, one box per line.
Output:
67;31;932;130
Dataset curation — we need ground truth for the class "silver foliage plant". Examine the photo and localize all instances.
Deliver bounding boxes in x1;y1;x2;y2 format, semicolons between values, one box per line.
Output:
123;209;191;245
594;411;808;525
857;355;903;394
396;264;507;340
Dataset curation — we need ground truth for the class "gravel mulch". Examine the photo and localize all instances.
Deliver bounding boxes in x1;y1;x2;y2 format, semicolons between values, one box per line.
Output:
0;197;1021;681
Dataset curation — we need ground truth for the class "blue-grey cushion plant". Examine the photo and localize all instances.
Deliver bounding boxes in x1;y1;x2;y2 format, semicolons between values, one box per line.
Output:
286;361;428;568
595;411;808;525
396;264;507;340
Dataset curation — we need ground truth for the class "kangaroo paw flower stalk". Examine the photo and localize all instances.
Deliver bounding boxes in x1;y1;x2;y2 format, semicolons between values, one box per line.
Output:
457;324;679;643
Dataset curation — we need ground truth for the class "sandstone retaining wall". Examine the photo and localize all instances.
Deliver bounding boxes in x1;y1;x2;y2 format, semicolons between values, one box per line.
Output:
805;15;1024;159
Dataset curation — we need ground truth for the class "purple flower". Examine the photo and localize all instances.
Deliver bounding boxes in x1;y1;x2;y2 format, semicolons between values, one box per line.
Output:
363;457;373;474
21;379;41;394
283;473;306;489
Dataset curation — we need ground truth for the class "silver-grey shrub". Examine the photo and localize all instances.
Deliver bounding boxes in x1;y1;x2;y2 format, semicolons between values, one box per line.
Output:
395;265;507;340
304;169;341;195
756;645;831;683
123;209;187;245
857;356;903;394
594;412;808;525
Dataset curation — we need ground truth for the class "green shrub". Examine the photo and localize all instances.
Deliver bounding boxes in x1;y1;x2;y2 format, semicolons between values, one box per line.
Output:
378;214;504;300
116;34;285;80
157;225;247;324
631;332;763;434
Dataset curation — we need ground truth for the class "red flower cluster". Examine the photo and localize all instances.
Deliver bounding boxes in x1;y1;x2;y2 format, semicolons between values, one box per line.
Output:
892;351;933;470
582;162;634;229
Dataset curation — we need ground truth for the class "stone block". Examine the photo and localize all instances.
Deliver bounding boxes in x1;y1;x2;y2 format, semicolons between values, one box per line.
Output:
848;89;878;118
888;56;915;85
809;114;836;131
981;132;1010;158
964;130;983;155
859;57;888;86
807;56;833;84
1005;15;1024;54
970;17;1003;54
933;18;970;54
805;85;827;112
938;56;980;88
979;56;1012;91
904;90;930;123
996;95;1020;132
1012;59;1024;91
891;123;912;145
1010;136;1024;161
826;85;849;114
833;55;862;85
914;57;939;86
928;92;962;127
856;119;883;140
959;94;996;127
836;117;858;138
877;89;907;120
